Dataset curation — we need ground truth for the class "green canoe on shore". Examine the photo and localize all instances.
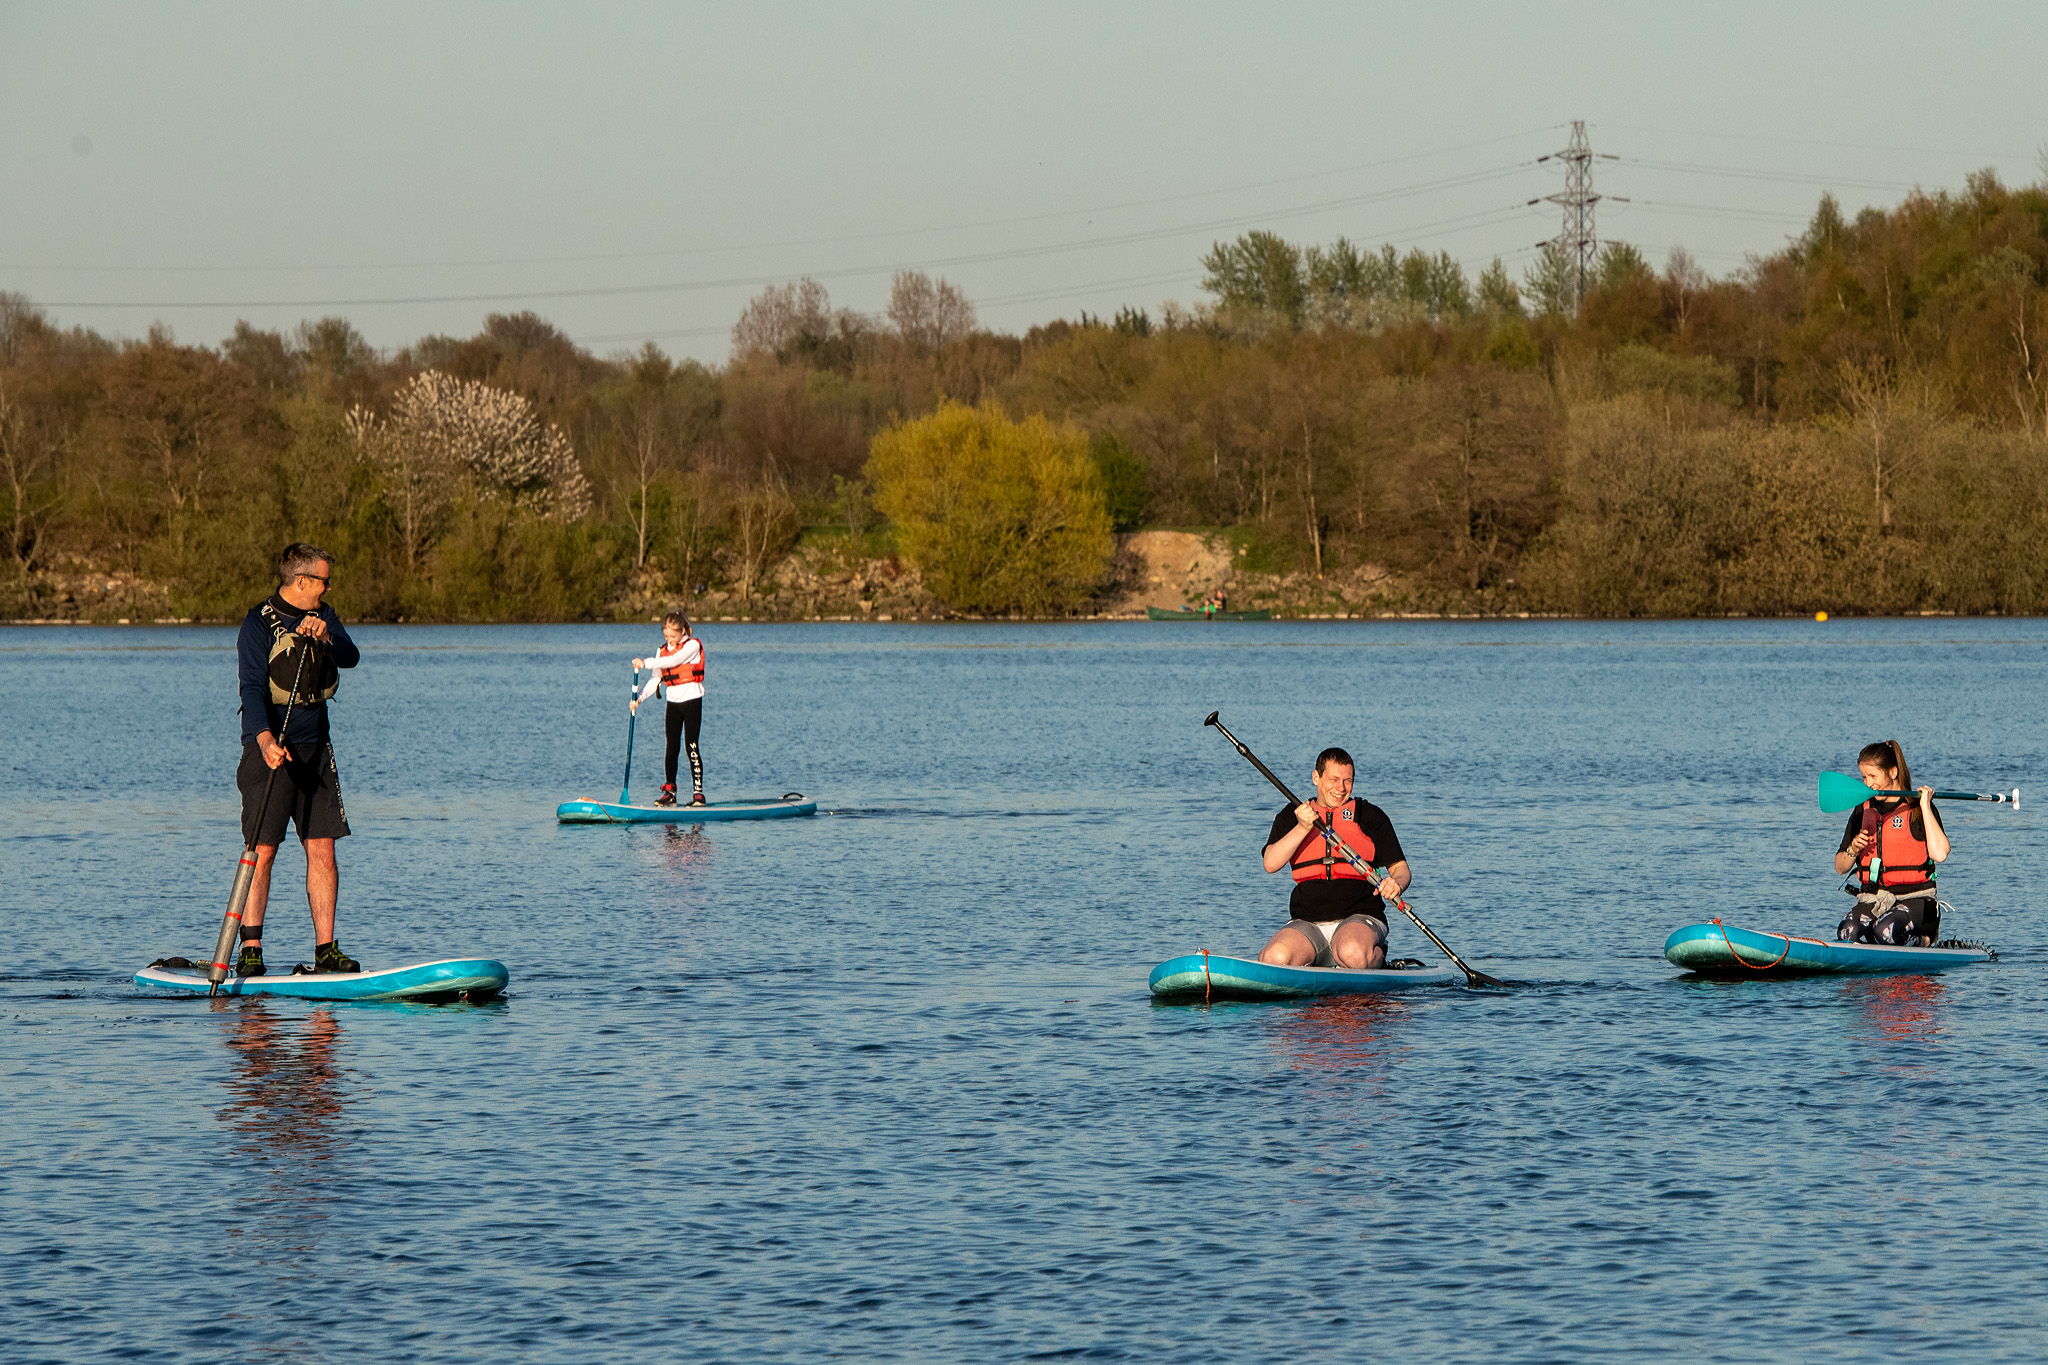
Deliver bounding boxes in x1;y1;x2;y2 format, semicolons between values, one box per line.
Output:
1145;606;1272;621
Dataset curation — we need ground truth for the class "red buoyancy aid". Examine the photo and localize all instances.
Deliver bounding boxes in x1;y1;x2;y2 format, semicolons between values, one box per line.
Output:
1290;799;1377;883
1857;799;1935;889
659;641;704;688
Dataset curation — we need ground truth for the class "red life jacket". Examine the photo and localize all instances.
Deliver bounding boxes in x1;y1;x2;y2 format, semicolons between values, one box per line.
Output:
1856;798;1935;890
659;641;704;688
1290;799;1376;883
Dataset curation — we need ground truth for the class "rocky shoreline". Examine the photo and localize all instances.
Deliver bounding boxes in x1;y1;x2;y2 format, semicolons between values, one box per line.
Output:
4;534;1970;624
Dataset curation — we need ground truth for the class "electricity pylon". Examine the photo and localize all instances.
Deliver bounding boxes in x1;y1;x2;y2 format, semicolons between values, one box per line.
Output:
1538;121;1618;314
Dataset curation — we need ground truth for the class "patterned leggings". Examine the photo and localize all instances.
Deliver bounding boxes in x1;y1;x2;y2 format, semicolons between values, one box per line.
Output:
665;698;703;793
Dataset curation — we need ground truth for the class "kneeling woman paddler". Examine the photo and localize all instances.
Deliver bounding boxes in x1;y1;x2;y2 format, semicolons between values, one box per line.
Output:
1834;740;1949;946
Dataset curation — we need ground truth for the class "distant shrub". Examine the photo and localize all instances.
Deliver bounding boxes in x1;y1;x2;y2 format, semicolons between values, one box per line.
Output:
1091;432;1147;532
866;401;1113;614
1605;344;1739;407
1482;319;1540;370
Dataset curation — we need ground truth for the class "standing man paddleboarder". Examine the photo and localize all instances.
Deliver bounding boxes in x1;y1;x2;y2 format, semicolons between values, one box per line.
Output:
632;611;705;807
1258;747;1411;969
234;543;361;976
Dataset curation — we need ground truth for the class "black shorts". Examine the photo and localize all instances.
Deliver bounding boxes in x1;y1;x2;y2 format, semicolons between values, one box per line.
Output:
237;741;351;846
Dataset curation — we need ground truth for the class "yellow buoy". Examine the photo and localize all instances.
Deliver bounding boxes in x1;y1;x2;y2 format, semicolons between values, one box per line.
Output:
1815;611;1829;622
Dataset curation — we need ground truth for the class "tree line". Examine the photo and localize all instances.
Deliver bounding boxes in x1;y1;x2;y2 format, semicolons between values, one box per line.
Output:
3;166;2046;622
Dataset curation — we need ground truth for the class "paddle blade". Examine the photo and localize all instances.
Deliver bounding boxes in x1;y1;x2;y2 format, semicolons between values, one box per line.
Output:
1818;769;1875;813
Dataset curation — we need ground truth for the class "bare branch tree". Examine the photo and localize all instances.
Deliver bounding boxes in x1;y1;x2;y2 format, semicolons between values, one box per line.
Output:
0;376;64;572
1664;247;1708;338
729;482;797;602
1833;358;1947;529
887;271;976;351
1977;247;2045;438
732;278;835;360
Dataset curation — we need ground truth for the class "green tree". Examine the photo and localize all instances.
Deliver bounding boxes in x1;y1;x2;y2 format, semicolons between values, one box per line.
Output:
1201;231;1306;327
1090;431;1147;531
1595;243;1652;291
1402;249;1472;319
866;401;1112;614
1477;257;1524;317
1524;243;1576;317
1799;192;1847;262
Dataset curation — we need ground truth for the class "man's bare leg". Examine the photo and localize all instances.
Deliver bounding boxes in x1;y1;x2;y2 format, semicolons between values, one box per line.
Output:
304;838;338;943
1258;925;1318;966
1330;920;1387;969
241;844;281;948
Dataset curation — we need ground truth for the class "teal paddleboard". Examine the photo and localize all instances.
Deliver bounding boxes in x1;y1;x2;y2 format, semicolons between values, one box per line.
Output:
135;958;508;1002
1663;922;1993;977
557;794;817;824
1149;952;1458;1000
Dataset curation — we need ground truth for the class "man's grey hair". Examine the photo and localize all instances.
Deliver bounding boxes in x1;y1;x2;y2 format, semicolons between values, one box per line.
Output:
277;542;334;584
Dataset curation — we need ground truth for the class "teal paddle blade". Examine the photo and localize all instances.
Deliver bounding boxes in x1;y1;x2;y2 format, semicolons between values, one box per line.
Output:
1818;769;1875;813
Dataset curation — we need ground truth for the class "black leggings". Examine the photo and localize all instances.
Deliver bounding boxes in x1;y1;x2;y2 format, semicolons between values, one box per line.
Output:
665;698;703;793
1838;896;1939;946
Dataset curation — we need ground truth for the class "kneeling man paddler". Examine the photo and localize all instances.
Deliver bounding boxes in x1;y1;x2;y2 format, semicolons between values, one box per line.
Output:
1258;747;1410;969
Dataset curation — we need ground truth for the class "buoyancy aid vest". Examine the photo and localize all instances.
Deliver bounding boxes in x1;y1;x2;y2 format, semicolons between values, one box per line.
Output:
1290;799;1376;883
259;600;339;707
1855;798;1935;890
658;640;704;688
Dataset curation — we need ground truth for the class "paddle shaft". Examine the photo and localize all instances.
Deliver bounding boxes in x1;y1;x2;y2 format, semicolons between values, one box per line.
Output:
1817;768;2018;814
1203;711;1509;988
206;639;312;992
621;665;639;803
1870;788;2012;804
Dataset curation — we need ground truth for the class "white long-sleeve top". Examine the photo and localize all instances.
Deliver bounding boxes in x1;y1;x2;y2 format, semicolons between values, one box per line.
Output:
638;637;704;703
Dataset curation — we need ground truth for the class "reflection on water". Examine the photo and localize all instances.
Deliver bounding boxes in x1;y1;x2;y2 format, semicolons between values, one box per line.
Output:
1843;973;1948;1051
1263;993;1413;1085
659;823;716;872
215;1000;355;1258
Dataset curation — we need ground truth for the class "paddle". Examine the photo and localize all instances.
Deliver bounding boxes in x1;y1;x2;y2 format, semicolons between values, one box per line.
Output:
1203;711;1510;988
1817;770;2019;814
205;637;313;994
621;664;640;804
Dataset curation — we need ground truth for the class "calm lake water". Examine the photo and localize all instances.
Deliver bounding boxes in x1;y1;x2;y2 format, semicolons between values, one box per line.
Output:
4;618;2046;1363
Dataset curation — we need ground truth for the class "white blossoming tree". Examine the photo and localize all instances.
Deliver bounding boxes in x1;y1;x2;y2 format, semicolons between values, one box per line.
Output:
348;371;593;569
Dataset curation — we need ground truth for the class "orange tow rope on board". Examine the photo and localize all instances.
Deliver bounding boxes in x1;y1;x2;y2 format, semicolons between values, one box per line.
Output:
1201;948;1212;1003
1711;917;1792;970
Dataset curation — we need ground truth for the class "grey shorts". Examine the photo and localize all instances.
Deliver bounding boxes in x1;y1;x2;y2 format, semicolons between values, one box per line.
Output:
1284;913;1389;966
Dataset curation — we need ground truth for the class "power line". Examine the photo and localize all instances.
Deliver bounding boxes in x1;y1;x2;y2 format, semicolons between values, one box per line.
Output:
5;127;1563;277
28;162;1543;311
1617;157;1938;194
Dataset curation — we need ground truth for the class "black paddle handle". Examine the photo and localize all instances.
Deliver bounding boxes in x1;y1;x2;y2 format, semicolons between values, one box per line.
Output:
1202;711;1509;988
1204;712;1308;808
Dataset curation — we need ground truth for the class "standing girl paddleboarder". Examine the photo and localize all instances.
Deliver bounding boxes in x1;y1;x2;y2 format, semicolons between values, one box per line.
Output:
632;612;705;807
1834;740;1949;946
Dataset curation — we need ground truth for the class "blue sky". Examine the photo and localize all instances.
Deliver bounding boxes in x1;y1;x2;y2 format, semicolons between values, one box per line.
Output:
3;0;2042;363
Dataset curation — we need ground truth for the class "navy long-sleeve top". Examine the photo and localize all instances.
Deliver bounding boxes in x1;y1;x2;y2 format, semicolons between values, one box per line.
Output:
237;594;360;747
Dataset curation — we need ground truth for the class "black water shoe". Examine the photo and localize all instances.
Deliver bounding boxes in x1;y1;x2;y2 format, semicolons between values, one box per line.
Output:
314;940;360;974
688;791;706;807
656;784;678;807
235;947;267;977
